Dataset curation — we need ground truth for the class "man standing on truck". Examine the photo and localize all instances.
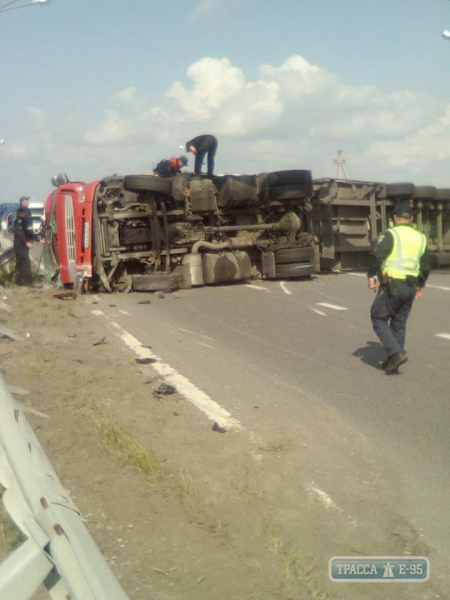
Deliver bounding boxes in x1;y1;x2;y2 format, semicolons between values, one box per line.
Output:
367;201;430;374
154;155;188;177
185;134;218;177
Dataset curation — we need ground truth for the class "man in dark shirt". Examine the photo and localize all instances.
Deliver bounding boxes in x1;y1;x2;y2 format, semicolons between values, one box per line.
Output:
13;207;33;286
367;202;430;373
17;196;32;228
185;134;218;177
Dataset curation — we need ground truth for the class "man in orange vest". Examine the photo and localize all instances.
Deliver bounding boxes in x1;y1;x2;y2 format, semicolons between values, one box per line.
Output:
154;155;188;177
367;201;430;374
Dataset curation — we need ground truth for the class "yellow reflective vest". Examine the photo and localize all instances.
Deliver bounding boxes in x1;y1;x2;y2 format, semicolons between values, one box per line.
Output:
383;226;427;279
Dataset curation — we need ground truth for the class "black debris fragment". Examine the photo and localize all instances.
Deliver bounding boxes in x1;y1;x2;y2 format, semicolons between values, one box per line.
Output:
93;336;107;346
154;383;177;396
137;300;152;305
212;422;227;434
135;357;157;365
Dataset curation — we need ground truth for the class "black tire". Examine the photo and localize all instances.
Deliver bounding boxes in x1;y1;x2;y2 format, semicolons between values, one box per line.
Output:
123;174;173;196
268;183;313;201
434;188;450;201
267;170;312;187
413;186;436;199
385;183;415;197
275;262;314;278
274;247;314;264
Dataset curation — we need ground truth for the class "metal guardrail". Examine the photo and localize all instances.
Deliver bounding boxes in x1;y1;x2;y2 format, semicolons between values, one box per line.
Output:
0;376;129;599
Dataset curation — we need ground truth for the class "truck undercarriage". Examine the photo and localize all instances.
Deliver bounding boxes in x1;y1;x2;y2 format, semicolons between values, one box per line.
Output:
89;171;315;293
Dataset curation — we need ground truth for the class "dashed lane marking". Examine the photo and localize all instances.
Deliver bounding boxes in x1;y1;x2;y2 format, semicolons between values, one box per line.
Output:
348;274;450;292
427;285;450;291
312;309;327;316
178;327;214;341
317;302;348;311
92;311;241;430
436;333;450;340
245;284;270;291
279;282;292;296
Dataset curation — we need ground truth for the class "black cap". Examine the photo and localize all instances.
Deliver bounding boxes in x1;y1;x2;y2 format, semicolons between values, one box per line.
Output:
393;202;413;218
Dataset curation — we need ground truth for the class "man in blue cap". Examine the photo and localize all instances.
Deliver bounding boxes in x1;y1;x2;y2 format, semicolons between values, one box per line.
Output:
367;201;430;374
154;155;188;177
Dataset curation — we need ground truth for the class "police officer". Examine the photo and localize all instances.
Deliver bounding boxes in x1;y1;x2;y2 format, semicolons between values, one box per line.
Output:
185;134;218;177
367;201;430;374
17;196;32;228
13;207;33;286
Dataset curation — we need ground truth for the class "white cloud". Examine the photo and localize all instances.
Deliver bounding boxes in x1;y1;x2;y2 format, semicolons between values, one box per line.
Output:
113;86;139;105
7;53;450;202
189;0;222;20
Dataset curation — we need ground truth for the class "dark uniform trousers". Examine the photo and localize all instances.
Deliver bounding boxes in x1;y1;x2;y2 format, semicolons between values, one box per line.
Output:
14;245;32;286
370;278;417;356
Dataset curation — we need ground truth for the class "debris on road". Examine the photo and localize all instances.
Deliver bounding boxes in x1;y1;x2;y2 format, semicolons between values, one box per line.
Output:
212;422;227;434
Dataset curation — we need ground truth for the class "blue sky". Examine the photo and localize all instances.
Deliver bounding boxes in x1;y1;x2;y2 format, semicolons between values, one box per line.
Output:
1;0;450;203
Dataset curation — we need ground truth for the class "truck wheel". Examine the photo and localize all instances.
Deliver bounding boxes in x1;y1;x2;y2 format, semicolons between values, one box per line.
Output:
123;174;173;195
274;247;314;264
385;183;415;197
275;262;314;278
267;170;312;187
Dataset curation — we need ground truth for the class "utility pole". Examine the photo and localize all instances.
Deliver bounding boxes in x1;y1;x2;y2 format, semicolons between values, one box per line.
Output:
334;150;350;180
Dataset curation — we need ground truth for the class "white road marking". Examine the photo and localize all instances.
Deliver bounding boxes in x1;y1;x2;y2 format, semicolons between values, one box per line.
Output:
427;285;450;291
246;284;270;291
195;341;215;349
306;483;343;512
312;309;327;316
317;302;348;311
349;274;450;292
119;310;130;315
436;333;450;340
279;281;292;295
92;311;241;430
178;327;214;341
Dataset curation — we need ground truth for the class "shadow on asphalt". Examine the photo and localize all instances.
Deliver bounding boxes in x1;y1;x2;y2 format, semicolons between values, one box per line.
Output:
352;340;385;370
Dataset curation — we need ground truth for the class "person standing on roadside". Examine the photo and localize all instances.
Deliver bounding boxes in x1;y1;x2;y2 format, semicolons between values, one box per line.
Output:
367;201;430;374
17;196;32;229
185;134;218;177
13;207;34;286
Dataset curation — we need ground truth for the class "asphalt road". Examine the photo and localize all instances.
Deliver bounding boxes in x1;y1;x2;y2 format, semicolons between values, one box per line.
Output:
95;271;450;564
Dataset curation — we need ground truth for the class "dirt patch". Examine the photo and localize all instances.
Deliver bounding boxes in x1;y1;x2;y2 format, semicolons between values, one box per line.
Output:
0;285;446;600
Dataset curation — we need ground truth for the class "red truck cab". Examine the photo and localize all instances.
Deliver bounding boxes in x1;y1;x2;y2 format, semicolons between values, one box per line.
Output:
44;174;95;290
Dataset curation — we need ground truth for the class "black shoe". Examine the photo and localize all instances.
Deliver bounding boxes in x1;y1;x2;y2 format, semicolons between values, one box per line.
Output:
384;351;408;374
378;357;390;370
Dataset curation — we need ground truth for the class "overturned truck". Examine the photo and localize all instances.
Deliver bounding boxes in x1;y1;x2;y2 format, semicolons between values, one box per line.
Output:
44;170;315;292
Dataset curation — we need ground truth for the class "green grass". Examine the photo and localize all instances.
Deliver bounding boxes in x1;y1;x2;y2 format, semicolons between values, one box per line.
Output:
0;504;26;552
101;425;162;481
